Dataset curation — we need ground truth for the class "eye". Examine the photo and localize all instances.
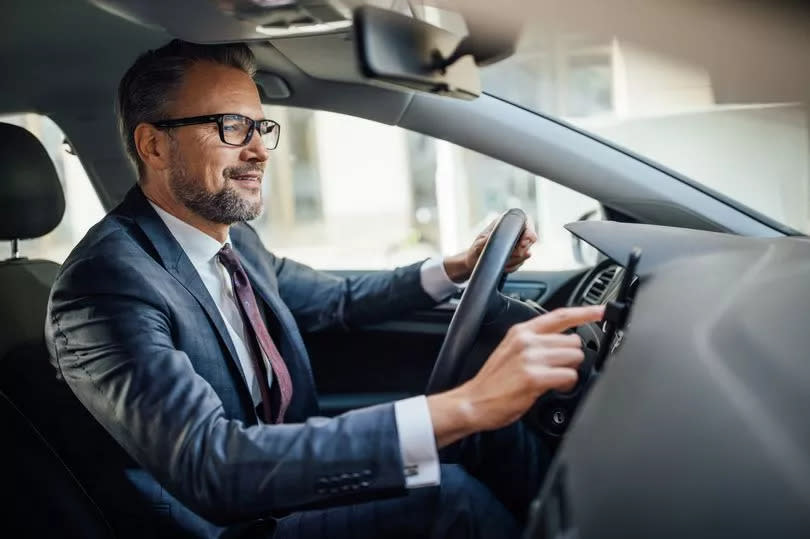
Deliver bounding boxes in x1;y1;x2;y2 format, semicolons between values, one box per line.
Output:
222;115;250;132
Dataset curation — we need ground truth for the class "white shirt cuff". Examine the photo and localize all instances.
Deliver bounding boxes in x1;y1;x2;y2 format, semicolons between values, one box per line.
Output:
394;395;440;488
419;257;463;302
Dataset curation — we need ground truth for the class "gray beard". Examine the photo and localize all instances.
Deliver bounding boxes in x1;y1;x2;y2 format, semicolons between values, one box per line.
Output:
168;162;264;225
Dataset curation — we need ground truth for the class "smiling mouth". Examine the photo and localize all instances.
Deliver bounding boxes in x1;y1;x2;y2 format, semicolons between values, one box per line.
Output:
230;174;262;185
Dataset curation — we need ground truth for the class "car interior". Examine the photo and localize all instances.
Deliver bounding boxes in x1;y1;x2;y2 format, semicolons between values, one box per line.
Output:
1;0;809;537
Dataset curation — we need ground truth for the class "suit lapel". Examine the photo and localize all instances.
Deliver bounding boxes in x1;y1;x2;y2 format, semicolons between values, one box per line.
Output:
172;256;249;382
120;187;252;398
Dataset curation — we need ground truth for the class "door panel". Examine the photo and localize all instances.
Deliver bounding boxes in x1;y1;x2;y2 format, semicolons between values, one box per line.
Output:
303;269;587;416
305;322;445;416
504;269;587;309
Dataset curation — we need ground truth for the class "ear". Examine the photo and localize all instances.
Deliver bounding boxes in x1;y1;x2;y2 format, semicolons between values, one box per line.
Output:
134;123;172;172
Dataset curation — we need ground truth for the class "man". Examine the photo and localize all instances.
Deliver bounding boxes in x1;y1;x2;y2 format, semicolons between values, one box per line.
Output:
46;39;603;538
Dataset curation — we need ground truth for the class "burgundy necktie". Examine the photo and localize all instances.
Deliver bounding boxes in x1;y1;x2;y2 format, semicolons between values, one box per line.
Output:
218;244;293;423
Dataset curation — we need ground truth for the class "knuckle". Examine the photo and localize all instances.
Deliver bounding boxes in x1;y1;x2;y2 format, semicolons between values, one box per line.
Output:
556;309;574;322
568;334;584;346
543;334;564;347
528;368;547;386
518;331;533;348
533;349;551;366
507;326;529;344
535;334;552;348
545;310;567;326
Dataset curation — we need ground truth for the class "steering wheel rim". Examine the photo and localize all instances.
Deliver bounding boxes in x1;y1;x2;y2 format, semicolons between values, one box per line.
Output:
426;209;527;394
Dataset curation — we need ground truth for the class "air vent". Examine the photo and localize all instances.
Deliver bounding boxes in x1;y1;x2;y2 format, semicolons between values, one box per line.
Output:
582;265;622;305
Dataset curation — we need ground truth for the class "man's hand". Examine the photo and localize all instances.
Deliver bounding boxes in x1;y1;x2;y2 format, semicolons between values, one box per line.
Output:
427;305;604;448
443;217;538;283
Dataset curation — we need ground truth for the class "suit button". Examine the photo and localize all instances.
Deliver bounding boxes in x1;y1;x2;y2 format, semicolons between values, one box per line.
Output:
361;469;372;477
351;472;361;479
360;481;370;488
351;484;360;490
317;478;329;485
329;487;339;494
341;485;350;492
316;488;326;494
340;473;351;481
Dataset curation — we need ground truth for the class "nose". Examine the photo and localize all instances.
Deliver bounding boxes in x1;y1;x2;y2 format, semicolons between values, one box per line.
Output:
240;127;269;163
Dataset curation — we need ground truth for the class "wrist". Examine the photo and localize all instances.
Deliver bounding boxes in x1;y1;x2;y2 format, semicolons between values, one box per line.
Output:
426;386;478;449
443;252;472;283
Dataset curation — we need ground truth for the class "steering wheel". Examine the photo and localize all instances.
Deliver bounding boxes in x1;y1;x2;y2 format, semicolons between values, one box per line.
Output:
426;209;527;394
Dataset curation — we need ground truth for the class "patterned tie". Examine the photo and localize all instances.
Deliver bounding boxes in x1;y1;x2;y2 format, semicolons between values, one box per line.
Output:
218;243;293;423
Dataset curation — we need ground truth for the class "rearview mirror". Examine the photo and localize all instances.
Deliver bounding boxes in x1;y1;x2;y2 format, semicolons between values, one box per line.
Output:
353;6;481;100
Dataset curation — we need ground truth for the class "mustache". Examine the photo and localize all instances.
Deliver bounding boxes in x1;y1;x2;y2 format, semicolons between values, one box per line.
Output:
224;164;265;178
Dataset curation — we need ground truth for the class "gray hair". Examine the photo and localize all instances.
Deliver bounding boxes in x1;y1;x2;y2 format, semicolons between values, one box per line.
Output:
116;39;257;178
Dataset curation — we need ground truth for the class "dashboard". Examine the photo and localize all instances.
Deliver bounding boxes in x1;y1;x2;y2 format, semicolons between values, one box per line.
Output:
527;220;810;537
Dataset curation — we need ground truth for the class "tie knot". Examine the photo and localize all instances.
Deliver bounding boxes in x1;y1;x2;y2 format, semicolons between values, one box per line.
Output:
218;243;243;276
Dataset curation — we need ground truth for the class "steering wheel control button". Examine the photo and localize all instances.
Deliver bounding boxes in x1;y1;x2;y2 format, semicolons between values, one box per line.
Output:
551;408;567;426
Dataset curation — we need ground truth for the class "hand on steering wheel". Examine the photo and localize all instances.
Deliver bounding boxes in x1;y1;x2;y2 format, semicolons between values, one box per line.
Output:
423;208;606;446
427;209;530;394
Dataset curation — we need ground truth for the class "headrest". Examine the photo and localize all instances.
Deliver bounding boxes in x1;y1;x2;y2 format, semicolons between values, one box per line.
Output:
0;123;65;240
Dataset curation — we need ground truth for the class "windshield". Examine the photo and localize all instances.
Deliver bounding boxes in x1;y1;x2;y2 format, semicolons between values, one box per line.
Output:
481;25;810;234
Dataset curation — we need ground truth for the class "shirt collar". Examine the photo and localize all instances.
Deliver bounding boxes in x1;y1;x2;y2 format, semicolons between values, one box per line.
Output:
148;201;231;267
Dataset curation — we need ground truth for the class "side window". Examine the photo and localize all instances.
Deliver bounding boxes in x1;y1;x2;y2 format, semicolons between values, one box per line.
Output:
1;114;105;262
253;106;600;271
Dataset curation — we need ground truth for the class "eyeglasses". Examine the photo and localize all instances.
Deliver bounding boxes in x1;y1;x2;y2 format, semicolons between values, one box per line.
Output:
152;113;281;150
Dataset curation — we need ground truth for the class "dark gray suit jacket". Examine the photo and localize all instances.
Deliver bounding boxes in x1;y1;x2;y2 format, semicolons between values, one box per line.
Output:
46;186;437;537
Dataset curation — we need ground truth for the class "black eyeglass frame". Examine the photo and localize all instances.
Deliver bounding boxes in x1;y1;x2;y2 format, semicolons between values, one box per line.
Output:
151;113;281;149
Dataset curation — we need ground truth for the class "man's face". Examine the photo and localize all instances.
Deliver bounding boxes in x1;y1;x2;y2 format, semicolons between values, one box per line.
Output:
164;61;268;224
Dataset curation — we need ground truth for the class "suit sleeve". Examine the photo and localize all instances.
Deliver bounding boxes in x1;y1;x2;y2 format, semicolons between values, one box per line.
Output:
234;223;440;332
46;253;407;525
272;256;440;332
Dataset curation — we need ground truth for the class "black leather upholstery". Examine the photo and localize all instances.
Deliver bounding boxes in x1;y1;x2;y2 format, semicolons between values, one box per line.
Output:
0;391;113;538
0;122;65;240
0;123;113;537
0;259;60;366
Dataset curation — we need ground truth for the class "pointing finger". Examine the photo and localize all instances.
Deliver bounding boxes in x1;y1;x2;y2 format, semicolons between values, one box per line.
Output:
528;306;605;334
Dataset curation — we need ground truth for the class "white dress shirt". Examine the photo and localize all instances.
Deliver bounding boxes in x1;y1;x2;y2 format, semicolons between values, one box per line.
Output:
149;202;461;488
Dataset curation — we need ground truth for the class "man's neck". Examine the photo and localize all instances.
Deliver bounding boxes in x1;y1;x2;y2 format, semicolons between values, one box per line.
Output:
141;185;230;244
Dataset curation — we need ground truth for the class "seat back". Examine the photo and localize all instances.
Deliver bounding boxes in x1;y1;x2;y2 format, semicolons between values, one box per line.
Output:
0;258;61;416
0;122;114;537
